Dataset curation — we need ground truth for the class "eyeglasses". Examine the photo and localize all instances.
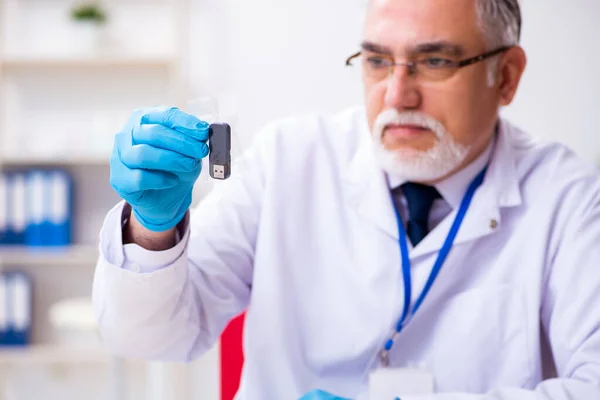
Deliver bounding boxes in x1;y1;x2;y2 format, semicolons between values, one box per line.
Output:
345;46;512;82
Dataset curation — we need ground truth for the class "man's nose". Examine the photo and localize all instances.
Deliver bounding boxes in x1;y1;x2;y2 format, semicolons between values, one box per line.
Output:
383;65;422;111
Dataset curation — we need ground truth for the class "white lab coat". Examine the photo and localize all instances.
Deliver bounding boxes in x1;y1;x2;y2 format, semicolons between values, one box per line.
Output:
92;106;600;399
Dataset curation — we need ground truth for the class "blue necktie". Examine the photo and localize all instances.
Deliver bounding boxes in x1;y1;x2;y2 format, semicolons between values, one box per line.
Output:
396;182;441;246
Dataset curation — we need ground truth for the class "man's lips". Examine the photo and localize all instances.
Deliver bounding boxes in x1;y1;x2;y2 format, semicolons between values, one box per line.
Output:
384;124;430;139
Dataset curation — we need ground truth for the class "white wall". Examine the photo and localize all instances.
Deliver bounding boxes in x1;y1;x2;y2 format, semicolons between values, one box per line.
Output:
188;0;365;150
501;0;600;165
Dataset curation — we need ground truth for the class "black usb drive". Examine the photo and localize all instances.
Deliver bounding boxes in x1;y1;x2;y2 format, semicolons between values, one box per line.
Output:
208;122;232;180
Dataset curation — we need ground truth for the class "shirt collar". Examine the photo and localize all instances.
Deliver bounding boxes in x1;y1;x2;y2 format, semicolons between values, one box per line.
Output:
387;135;496;209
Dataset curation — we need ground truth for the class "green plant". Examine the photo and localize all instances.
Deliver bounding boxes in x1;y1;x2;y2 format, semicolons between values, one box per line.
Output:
70;3;107;24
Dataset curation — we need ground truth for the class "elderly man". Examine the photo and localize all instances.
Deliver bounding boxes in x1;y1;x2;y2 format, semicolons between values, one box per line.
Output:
93;0;600;398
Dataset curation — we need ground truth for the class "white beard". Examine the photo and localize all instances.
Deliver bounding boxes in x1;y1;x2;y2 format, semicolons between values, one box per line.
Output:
372;109;471;182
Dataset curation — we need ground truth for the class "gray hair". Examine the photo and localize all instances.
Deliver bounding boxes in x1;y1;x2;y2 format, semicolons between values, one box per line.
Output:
475;0;522;85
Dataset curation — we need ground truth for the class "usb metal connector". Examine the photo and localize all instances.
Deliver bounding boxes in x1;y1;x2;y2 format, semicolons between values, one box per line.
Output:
212;164;226;179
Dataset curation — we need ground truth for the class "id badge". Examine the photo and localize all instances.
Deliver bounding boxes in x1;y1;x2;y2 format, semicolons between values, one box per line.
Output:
368;368;434;399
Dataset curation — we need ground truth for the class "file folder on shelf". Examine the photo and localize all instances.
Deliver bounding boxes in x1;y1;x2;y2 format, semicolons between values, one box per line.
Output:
25;170;46;247
0;274;6;345
0;168;73;247
0;174;7;245
23;169;73;247
46;170;73;246
0;271;32;347
7;173;27;245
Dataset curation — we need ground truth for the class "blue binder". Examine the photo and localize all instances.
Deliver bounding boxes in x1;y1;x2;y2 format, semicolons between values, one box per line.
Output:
0;271;32;347
24;169;73;247
46;170;72;246
0;174;8;245
0;274;6;344
7;173;27;245
25;170;46;247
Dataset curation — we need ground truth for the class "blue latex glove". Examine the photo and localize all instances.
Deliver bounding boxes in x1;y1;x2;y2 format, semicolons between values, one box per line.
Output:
110;106;210;232
299;389;352;400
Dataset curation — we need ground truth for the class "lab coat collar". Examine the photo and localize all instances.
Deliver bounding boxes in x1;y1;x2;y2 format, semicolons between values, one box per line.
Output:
410;119;523;258
344;115;523;254
477;118;523;211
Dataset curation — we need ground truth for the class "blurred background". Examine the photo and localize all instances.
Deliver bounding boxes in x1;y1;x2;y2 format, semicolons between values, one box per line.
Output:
0;0;597;399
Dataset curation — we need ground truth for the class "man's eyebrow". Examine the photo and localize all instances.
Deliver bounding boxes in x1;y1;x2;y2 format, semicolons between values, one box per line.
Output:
412;41;465;57
360;41;393;55
360;40;466;58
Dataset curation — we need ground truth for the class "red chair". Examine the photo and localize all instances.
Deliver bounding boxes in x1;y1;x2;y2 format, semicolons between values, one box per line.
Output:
220;313;246;400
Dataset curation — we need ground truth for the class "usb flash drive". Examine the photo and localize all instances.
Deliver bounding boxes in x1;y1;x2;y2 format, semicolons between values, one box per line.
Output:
208;122;231;180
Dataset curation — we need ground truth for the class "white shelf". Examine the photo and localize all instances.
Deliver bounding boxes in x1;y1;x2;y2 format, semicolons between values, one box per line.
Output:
0;344;111;365
0;154;110;167
0;55;177;69
0;245;99;266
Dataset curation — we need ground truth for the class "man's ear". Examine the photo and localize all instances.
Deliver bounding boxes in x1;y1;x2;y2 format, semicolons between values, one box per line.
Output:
498;46;527;106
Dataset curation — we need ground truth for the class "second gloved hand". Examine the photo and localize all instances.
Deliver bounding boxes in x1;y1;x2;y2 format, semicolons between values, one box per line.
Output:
298;389;352;400
110;106;210;232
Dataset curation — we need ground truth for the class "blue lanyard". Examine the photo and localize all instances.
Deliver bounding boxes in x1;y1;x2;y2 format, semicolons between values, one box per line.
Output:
379;167;487;367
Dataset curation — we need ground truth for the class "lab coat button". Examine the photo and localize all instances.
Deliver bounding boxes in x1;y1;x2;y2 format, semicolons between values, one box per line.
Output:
490;219;498;229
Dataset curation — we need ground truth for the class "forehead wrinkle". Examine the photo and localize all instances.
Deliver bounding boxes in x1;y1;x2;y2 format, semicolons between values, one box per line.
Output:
362;0;485;55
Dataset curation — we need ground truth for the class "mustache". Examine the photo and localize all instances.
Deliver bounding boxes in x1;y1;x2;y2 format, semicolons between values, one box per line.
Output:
373;109;446;140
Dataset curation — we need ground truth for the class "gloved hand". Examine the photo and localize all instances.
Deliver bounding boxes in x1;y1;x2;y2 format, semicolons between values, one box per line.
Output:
298;389;352;400
110;106;210;232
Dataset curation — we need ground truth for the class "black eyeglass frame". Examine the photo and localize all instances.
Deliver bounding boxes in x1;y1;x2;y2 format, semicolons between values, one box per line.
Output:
345;46;513;76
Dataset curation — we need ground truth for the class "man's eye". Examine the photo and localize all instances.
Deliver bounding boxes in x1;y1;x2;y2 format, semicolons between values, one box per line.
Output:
366;57;390;69
422;57;453;68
